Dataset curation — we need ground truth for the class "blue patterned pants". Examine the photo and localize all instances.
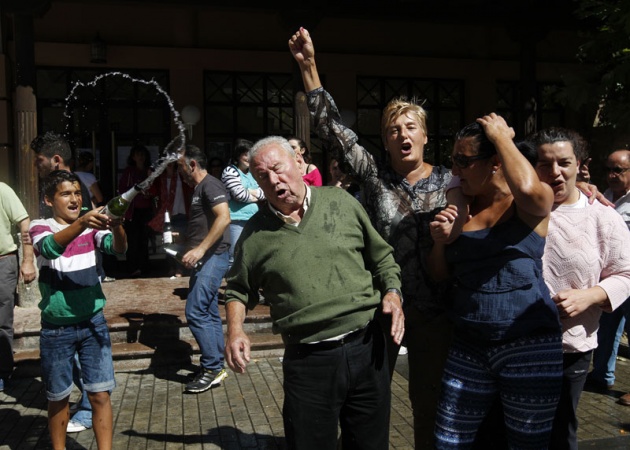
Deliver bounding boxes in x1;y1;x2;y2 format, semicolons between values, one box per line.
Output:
435;331;563;449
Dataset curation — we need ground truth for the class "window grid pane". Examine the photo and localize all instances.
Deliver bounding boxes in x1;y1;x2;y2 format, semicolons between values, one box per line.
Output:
204;71;293;155
357;78;381;106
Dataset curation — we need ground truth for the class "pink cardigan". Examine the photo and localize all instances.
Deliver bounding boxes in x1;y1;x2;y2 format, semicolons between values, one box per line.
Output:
543;195;630;353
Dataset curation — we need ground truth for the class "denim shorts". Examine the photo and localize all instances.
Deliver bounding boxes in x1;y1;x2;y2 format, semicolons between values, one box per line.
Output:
40;311;116;402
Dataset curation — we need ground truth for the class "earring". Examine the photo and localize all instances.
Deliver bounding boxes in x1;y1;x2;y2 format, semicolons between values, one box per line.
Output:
492;170;496;175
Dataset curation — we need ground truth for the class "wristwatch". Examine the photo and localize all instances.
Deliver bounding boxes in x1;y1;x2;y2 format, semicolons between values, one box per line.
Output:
386;288;403;303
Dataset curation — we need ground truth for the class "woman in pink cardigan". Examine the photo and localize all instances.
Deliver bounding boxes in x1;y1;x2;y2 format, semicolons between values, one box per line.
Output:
525;129;630;450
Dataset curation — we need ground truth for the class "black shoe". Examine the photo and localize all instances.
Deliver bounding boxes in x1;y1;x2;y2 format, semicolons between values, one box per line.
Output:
185;368;227;393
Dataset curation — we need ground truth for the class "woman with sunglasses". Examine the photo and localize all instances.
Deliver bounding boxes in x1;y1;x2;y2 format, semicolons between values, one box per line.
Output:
429;115;563;449
289;27;467;448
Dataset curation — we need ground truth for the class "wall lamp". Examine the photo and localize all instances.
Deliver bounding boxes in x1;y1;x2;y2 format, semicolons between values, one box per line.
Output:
181;105;201;140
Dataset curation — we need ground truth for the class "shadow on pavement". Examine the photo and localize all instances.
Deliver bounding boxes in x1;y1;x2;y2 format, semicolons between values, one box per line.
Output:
121;426;286;449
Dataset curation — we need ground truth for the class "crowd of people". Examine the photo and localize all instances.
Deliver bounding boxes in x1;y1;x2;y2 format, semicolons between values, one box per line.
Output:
2;26;630;450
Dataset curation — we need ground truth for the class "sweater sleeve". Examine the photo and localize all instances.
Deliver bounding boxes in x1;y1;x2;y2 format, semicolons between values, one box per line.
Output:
224;224;260;310
351;196;401;293
596;207;630;310
37;234;66;260
29;220;64;259
221;165;255;203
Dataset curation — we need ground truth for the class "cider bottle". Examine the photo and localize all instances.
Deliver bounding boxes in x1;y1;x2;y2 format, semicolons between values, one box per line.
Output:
101;185;141;219
164;246;201;269
163;211;173;245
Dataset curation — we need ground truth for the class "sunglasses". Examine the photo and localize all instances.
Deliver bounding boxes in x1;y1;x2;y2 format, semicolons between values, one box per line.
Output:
451;153;493;169
605;167;630;175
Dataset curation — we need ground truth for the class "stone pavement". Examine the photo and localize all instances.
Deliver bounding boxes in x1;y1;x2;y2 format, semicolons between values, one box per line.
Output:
3;263;630;448
0;355;414;449
2;353;630;449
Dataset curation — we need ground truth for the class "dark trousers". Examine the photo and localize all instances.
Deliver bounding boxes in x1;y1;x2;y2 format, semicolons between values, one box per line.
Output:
405;307;453;449
282;321;390;450
0;254;17;378
123;207;152;274
550;351;592;450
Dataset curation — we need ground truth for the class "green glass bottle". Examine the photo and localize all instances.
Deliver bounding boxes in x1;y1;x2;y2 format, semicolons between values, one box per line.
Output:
164;246;201;269
102;185;141;219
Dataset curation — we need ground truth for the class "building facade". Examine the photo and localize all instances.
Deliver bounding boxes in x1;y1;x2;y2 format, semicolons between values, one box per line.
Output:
0;0;588;217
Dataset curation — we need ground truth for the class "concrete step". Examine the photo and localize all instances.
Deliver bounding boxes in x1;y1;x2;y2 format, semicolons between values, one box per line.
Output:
14;332;283;376
12;275;283;375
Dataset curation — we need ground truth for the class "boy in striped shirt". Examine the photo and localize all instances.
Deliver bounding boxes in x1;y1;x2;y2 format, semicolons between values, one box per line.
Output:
29;170;127;450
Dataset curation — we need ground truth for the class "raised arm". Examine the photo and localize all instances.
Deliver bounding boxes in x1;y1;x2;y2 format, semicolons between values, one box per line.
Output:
289;28;378;185
478;113;553;218
289;27;322;92
52;209;110;248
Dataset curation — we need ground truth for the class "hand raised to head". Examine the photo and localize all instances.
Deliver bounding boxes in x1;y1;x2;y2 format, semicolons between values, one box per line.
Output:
476;112;515;143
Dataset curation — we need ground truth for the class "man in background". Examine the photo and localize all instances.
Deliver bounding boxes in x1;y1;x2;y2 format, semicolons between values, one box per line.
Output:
0;182;36;391
588;149;630;406
177;145;231;393
31;132;92;218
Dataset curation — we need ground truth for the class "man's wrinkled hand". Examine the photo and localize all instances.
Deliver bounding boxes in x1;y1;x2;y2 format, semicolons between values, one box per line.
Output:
382;292;404;345
225;331;251;374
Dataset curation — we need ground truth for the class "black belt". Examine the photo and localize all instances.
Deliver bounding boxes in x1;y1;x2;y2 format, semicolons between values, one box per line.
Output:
0;250;17;259
288;323;371;351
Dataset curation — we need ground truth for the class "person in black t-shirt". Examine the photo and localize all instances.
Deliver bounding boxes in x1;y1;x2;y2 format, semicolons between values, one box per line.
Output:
177;145;231;394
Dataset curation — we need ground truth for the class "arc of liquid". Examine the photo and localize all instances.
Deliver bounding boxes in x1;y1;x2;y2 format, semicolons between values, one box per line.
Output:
64;72;188;191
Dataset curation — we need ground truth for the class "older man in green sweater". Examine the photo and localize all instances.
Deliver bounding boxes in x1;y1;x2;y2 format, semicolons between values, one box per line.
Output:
224;136;403;450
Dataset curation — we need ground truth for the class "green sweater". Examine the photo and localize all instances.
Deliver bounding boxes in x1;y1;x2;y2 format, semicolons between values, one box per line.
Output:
225;186;401;344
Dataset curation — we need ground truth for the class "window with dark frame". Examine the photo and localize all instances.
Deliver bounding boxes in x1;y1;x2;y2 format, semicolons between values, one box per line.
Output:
36;67;172;199
203;71;295;166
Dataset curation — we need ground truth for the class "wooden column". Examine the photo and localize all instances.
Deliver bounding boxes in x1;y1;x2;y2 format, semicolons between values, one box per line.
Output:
14;13;40;307
14;13;38;219
294;91;310;149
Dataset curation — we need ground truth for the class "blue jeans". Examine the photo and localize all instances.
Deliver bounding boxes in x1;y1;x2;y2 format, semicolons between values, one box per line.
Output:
40;311;116;402
591;302;630;385
185;251;229;371
228;220;247;271
71;353;93;427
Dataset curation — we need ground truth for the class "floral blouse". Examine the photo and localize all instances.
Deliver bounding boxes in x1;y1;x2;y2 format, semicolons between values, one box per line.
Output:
307;87;452;316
